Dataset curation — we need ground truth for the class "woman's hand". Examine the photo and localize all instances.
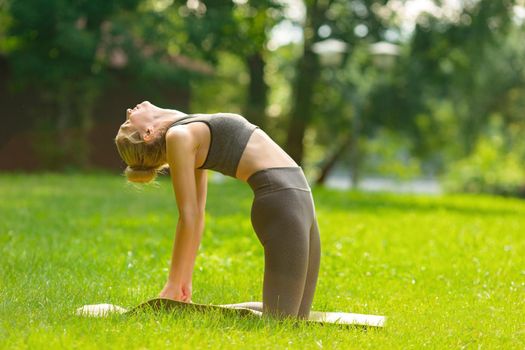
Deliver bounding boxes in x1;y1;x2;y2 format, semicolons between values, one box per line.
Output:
159;280;192;303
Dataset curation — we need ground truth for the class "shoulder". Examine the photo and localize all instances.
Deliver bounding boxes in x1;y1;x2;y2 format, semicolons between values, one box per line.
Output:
165;125;196;150
165;126;198;168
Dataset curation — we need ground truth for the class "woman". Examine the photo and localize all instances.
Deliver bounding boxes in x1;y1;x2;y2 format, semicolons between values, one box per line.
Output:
114;101;321;319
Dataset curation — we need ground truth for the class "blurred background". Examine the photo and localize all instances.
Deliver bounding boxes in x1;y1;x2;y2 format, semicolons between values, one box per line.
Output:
0;0;524;196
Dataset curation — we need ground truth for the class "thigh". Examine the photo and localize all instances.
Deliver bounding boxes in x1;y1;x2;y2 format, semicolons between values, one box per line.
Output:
250;189;312;246
262;232;309;317
250;189;314;317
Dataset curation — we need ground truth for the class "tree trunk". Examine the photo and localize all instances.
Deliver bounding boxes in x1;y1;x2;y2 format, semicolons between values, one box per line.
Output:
285;49;319;166
349;97;363;189
284;0;326;166
243;52;268;130
350;142;361;189
314;134;352;185
56;85;73;169
54;82;96;170
75;88;97;170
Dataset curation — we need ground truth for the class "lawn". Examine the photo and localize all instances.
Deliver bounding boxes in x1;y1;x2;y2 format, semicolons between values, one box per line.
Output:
1;173;523;349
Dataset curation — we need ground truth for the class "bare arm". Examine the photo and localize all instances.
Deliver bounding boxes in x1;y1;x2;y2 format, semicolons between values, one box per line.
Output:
194;167;208;235
159;126;207;302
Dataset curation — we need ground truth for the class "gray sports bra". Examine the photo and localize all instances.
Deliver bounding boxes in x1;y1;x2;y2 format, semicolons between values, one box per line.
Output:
169;113;260;178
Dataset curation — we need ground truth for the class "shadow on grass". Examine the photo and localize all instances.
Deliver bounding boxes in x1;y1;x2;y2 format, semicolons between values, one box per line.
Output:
120;299;375;332
312;187;523;217
207;181;523;218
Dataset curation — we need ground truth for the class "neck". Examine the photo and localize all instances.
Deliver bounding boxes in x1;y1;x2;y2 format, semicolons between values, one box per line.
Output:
155;108;189;130
165;107;188;117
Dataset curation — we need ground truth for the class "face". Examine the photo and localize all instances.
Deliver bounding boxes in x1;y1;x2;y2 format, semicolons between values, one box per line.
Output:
124;101;162;143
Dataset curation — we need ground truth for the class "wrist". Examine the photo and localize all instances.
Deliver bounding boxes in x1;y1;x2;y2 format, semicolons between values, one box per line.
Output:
167;271;192;285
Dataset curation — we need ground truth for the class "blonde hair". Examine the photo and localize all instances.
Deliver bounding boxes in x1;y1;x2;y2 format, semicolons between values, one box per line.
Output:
114;124;168;183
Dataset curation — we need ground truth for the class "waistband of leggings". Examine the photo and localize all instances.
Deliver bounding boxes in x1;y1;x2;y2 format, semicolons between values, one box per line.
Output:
247;166;311;196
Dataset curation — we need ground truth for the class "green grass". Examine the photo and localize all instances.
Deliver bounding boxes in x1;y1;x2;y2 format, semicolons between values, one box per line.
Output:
1;173;524;349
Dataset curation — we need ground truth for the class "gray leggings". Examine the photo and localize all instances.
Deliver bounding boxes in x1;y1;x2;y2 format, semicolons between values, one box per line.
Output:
247;166;321;319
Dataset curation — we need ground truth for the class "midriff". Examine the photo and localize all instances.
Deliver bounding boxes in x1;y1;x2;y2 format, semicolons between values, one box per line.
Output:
185;122;298;181
235;128;299;181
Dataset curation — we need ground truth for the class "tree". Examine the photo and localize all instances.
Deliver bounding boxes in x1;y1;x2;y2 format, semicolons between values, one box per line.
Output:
299;0;523;190
285;0;389;167
6;0;141;168
178;0;283;129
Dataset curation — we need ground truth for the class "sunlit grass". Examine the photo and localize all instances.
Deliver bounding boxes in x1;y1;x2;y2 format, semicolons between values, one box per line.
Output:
1;173;524;349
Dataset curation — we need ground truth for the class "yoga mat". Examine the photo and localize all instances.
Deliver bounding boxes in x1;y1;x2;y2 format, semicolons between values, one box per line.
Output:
76;298;386;328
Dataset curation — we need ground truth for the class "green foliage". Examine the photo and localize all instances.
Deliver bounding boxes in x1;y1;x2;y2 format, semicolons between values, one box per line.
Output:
7;0;139;84
2;0;525;195
1;174;524;348
0;0;13;52
190;52;247;113
173;0;282;61
362;128;421;179
443;116;525;196
407;0;524;154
